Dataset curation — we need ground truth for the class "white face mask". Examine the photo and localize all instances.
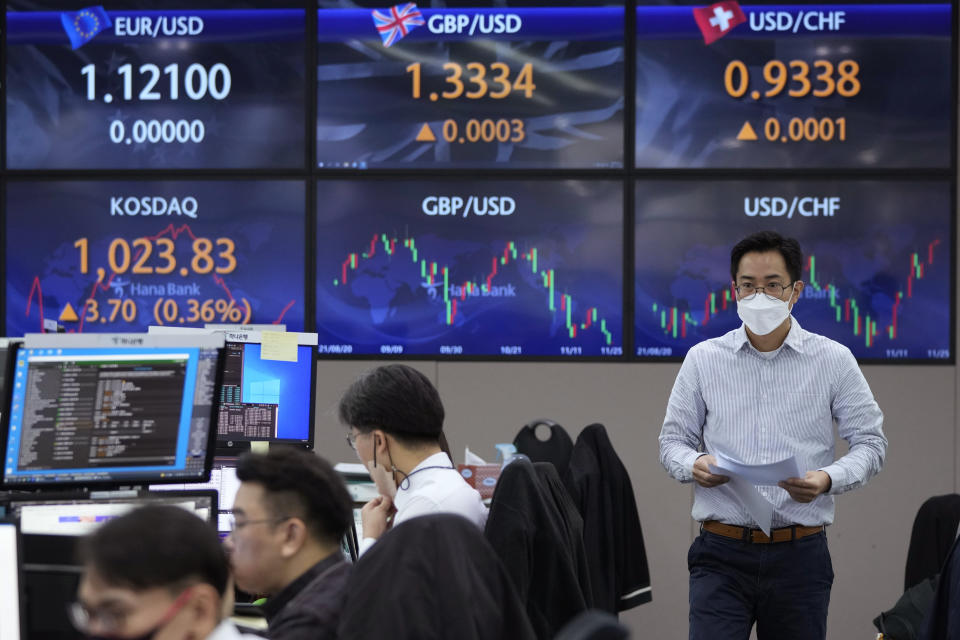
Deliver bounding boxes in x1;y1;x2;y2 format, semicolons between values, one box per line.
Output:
737;288;794;335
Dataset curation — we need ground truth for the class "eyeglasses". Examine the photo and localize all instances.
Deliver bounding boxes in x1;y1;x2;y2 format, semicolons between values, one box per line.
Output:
69;587;194;635
346;430;370;452
228;515;291;533
735;281;795;300
346;431;359;452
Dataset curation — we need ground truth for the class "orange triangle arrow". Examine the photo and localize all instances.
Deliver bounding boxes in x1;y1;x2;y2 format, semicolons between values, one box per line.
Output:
415;123;436;142
736;121;758;141
59;302;79;322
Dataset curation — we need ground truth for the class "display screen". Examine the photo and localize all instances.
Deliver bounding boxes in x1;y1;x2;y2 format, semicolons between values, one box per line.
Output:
635;3;952;168
151;461;239;514
316;179;623;357
2;333;223;487
0;522;21;640
316;1;624;169
634;179;952;361
0;341;22;427
7;492;216;535
216;342;314;445
5;180;306;335
6;2;306;169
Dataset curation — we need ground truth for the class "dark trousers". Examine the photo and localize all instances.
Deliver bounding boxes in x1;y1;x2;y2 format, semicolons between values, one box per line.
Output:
688;529;833;640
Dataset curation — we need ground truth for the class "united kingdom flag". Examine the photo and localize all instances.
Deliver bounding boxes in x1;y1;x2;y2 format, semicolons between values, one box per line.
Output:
371;3;424;47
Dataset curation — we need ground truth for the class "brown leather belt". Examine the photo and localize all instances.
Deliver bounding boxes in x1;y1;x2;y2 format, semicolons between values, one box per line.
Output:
702;520;825;544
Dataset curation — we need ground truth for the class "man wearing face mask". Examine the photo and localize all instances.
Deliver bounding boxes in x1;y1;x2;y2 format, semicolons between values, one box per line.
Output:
338;364;488;555
72;504;259;640
659;230;887;640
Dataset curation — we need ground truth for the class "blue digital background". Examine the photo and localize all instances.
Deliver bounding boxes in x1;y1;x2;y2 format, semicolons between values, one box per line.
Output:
6;2;306;169
315;179;624;357
635;4;952;168
5;180;306;336
635;179;952;361
316;2;624;168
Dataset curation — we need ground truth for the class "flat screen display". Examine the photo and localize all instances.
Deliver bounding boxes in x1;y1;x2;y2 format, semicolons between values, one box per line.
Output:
2;333;223;487
0;522;22;640
7;491;217;535
151;460;239;513
316;179;624;357
634;179;952;361
5;180;306;335
316;1;624;168
635;3;952;168
215;342;314;446
0;340;23;427
6;1;306;169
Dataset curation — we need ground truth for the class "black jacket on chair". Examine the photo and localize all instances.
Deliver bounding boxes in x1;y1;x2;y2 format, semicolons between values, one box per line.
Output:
564;423;652;613
485;457;591;640
337;514;535;640
920;535;960;640
905;493;960;590
534;461;594;606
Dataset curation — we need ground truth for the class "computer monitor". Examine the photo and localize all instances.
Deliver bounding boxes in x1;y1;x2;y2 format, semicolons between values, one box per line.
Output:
150;459;240;535
0;339;23;428
215;332;316;453
1;333;224;489
5;490;218;539
4;490;216;638
0;520;24;640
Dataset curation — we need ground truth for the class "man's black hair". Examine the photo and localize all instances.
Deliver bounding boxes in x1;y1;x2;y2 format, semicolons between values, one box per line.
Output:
79;504;228;596
338;364;444;446
235;447;352;545
730;230;804;283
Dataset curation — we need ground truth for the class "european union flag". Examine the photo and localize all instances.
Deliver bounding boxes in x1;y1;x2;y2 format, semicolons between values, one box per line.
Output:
60;6;111;49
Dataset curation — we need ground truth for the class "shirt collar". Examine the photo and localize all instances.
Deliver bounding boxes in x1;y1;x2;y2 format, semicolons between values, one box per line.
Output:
730;315;805;355
393;451;455;511
207;620;252;640
260;553;345;621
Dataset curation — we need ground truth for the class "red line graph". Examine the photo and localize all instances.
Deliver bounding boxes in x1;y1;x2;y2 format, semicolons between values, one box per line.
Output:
24;277;45;327
273;300;296;324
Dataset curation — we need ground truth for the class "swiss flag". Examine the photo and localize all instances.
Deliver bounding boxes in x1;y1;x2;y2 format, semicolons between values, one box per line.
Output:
693;1;747;45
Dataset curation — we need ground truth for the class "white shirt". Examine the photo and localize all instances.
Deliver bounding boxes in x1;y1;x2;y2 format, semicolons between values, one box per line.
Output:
659;317;887;528
209;620;263;640
360;452;488;554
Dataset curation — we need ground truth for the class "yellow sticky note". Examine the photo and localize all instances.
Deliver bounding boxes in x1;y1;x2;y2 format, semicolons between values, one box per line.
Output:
250;441;269;454
260;331;298;362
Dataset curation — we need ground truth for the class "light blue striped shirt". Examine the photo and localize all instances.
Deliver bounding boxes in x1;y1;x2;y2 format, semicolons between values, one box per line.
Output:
659;317;887;528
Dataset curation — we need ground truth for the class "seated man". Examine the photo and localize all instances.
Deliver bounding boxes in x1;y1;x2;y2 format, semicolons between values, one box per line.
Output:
338;363;487;553
73;504;259;640
226;447;353;640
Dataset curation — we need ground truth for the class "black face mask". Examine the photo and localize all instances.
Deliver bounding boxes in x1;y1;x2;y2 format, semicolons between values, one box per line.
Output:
81;587;193;640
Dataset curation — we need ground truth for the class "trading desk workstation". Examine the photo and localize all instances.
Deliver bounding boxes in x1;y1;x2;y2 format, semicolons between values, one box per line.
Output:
0;329;334;637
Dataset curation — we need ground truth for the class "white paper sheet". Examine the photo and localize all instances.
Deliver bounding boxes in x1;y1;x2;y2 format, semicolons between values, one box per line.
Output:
707;452;803;536
725;476;775;536
712;452;802;486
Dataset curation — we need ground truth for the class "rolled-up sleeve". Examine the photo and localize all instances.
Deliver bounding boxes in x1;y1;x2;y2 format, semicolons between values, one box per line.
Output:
659;351;707;483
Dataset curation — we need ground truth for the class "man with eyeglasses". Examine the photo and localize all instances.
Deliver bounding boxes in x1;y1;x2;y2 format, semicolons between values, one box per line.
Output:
339;364;487;555
73;504;259;640
659;230;887;640
225;447;353;640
